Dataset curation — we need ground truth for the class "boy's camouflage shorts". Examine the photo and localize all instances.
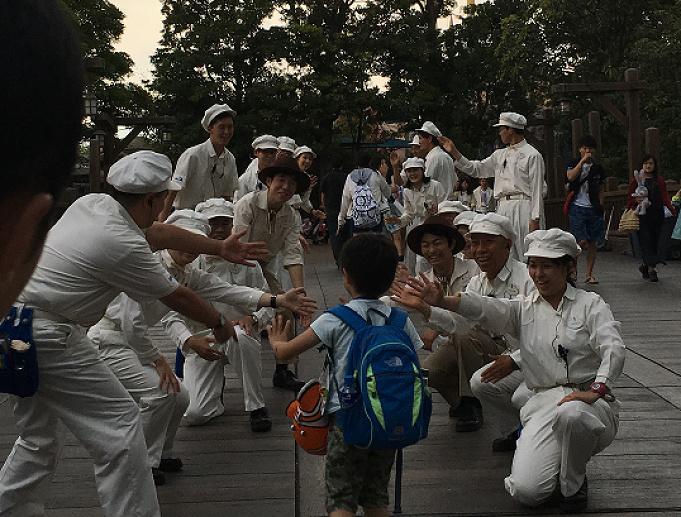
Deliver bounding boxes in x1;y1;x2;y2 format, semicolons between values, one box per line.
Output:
325;418;396;514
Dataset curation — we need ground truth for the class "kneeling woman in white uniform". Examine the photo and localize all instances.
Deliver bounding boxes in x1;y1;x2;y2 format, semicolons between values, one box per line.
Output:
400;228;625;512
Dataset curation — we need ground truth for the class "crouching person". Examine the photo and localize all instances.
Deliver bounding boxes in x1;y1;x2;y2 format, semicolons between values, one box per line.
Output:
160;210;317;431
268;234;424;517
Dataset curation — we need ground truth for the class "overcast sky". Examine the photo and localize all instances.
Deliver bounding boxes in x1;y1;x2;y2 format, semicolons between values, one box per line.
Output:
110;0;164;84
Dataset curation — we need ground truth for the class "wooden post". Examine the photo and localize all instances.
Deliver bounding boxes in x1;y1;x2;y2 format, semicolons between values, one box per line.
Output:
554;155;566;198
89;137;101;193
588;111;602;163
539;109;557;199
625;68;642;178
645;127;660;167
571;119;583;158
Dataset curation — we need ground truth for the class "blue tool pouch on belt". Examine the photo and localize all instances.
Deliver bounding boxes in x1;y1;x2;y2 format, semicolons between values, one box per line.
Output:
0;307;39;397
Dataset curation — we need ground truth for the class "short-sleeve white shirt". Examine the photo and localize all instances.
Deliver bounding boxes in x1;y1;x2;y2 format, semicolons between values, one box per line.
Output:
19;194;179;327
172;139;239;209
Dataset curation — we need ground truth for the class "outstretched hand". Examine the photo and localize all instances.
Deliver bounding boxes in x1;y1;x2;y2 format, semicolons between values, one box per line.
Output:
281;287;318;318
389;281;423;310
406;272;445;308
220;230;267;267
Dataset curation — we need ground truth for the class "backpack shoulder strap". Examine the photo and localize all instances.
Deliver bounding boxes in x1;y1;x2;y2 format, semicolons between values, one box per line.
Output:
388;307;407;330
327;305;368;332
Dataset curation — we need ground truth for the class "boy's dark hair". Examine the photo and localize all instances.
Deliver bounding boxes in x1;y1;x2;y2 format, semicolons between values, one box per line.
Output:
356;152;372;168
578;134;598;149
1;0;84;203
339;234;398;298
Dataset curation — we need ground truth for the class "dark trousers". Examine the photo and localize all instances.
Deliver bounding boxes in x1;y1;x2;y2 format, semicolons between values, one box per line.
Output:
326;212;351;264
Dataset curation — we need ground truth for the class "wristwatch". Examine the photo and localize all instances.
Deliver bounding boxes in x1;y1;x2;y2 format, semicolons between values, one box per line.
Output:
270;294;277;308
215;314;227;328
590;382;608;398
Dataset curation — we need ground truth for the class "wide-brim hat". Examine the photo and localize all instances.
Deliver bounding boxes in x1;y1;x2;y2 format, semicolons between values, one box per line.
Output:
407;215;466;256
258;155;311;194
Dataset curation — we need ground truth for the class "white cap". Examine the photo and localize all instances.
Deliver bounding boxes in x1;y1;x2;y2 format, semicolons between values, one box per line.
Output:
493;112;526;129
165;209;210;236
417;121;441;138
251;134;279;150
453;210;476;228
293;145;316;159
524;228;581;259
469;213;516;241
195;198;234;220
201;103;236;131
403;157;425;170
107;151;181;194
438;200;470;214
277;136;297;153
410;134;420;146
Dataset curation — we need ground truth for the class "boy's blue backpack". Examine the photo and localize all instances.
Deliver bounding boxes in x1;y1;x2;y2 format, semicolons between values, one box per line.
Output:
327;305;432;450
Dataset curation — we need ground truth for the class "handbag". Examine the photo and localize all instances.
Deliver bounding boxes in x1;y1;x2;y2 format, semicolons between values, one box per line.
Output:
618;208;640;233
0;307;39;397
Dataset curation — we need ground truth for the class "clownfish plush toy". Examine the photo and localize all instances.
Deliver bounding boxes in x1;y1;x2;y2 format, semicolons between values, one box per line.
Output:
286;379;329;455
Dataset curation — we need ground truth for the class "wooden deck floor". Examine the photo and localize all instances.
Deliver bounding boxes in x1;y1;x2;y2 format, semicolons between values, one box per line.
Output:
1;241;681;516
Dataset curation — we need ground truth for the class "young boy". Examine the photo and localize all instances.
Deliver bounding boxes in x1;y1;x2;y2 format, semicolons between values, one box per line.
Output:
268;234;423;517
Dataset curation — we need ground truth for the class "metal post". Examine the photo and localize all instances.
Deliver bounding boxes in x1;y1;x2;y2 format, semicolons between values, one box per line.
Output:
393;449;403;515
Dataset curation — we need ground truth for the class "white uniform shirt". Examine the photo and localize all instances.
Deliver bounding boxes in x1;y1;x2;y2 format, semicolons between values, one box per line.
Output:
155;250;263;350
19;194;179;327
398;180;446;227
234;159;262;202
425;146;457;200
337;168;391;227
311;298;424;414
455;140;545;221
232;190;303;268
457;285;625;391
196;254;275;331
172;139;239;209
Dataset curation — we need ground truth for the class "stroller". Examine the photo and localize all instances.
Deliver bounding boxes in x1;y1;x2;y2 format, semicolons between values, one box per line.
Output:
301;216;328;245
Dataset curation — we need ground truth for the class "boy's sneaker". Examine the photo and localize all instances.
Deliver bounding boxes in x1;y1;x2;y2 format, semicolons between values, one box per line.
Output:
152;467;166;486
250;407;273;432
273;369;305;392
158;458;183;472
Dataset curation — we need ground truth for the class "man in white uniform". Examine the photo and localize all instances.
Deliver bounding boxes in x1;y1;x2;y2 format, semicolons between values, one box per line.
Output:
440;112;546;260
0;0;83;318
234;134;279;202
161;207;315;428
0;151;268;517
161;104;239;219
417;121;457;200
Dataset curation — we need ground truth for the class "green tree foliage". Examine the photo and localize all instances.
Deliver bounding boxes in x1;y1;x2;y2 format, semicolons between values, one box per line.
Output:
150;0;286;162
60;0;152;116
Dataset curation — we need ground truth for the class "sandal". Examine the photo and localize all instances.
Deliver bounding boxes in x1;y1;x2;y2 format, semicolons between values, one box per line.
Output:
585;277;599;285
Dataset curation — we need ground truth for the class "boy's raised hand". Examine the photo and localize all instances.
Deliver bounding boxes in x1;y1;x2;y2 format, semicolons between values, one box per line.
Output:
389;281;422;309
267;315;292;352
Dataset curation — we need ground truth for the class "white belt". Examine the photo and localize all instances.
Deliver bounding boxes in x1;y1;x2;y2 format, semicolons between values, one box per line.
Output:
497;194;531;201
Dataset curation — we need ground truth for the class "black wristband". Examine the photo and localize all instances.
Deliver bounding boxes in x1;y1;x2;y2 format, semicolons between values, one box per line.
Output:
270;295;277;308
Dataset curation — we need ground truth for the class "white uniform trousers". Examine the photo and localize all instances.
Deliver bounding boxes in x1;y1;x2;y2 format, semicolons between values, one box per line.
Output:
496;199;534;260
470;367;533;439
183;327;264;425
0;320;159;517
98;345;189;468
505;386;619;505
